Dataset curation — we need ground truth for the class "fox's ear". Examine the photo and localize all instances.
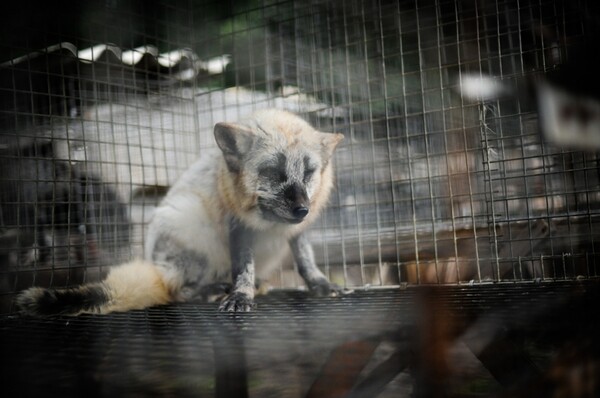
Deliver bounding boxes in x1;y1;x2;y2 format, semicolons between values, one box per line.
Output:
320;132;344;162
214;123;255;173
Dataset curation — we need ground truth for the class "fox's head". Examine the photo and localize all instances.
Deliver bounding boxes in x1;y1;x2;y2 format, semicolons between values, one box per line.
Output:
214;109;343;230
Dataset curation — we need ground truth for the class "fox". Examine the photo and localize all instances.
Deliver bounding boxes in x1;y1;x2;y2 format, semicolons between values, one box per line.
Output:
16;109;344;315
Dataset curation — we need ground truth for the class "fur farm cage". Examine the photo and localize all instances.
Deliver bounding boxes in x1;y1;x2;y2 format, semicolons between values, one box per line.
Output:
1;0;600;397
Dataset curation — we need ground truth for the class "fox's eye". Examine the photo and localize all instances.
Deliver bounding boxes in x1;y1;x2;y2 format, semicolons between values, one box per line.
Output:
303;167;316;182
259;166;287;183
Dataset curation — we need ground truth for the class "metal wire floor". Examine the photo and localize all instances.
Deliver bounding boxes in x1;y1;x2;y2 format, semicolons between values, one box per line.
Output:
2;282;599;397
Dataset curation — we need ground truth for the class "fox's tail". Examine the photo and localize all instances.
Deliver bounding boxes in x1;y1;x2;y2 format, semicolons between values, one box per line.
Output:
16;259;173;316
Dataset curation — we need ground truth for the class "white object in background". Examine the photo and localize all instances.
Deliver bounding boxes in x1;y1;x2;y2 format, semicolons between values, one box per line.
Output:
538;82;600;149
459;73;508;100
196;54;232;75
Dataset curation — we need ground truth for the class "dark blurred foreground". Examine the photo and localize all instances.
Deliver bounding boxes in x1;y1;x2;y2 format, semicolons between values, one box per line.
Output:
1;282;599;398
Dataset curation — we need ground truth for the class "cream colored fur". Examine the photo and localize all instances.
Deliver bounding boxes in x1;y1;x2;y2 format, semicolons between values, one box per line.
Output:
101;259;172;313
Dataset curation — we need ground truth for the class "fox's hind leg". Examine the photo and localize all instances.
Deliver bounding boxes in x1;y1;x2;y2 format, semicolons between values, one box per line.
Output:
197;282;232;302
151;234;220;302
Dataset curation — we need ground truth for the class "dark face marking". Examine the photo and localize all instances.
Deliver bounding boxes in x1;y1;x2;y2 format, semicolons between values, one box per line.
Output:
257;182;310;224
257;153;287;183
254;151;322;224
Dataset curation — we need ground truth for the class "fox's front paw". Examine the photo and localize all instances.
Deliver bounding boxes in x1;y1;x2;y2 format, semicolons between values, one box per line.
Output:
218;291;256;312
308;278;343;297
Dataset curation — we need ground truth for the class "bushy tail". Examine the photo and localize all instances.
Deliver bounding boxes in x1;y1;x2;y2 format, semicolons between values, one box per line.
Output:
16;259;172;316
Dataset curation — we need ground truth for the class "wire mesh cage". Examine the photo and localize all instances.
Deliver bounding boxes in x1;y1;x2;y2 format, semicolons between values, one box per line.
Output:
2;1;600;397
1;0;600;315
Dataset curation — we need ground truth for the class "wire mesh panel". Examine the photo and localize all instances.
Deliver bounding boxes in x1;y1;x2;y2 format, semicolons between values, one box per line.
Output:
2;282;599;396
1;0;600;313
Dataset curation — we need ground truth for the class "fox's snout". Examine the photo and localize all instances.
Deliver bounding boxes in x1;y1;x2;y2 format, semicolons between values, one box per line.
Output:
292;206;309;220
284;183;310;221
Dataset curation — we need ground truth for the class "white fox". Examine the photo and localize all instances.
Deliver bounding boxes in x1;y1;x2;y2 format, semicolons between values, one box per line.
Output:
17;109;344;315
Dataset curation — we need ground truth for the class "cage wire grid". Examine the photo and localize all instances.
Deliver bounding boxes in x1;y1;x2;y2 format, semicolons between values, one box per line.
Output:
0;0;599;310
1;0;600;396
